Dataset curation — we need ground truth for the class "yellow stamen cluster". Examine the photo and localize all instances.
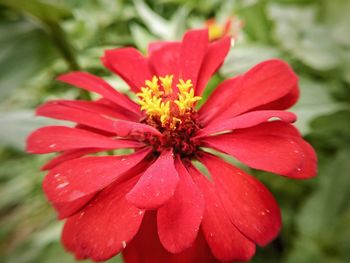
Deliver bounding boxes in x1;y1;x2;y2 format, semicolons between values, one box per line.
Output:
136;75;201;129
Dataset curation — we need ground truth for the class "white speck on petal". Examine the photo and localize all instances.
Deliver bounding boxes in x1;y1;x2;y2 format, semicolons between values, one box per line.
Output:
49;144;56;148
122;240;127;248
57;182;69;189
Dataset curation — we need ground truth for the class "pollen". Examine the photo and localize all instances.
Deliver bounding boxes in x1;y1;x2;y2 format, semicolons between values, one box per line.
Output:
136;75;201;130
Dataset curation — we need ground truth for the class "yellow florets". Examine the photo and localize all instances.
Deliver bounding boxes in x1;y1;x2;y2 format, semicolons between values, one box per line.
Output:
136;75;201;129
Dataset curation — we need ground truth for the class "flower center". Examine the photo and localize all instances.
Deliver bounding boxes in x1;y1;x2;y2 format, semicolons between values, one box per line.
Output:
136;75;202;156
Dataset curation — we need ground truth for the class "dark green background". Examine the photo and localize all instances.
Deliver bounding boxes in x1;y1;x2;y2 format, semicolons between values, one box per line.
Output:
0;0;349;262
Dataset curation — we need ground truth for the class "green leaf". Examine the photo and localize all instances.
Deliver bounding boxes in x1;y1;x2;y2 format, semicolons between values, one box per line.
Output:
133;0;172;39
0;0;70;23
133;0;190;40
130;23;157;53
291;77;345;134
0;21;57;101
268;4;341;71
286;149;350;263
236;0;272;44
220;43;282;78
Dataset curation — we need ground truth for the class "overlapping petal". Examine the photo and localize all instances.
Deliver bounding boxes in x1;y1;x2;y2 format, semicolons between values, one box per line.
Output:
41;148;101;171
62;177;144;261
199;59;298;124
37;101;161;137
27;126;143;154
44;149;151;218
122;212;219;263
149;42;181;79
103;47;153;93
57;71;140;114
199;76;242;124
126;150;179;209
157;158;204;253
196;36;231;96
195;110;296;138
188;164;256;262
51;99;139;121
202;121;317;178
179;29;209;88
199;153;282;246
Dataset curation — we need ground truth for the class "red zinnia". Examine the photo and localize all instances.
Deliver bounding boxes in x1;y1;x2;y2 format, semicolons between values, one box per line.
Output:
27;29;317;262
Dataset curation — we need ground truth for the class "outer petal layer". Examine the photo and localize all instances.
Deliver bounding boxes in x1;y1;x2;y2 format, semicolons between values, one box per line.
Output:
37;101;160;137
195;111;296;138
57;71;139;113
157;158;204;253
103;48;153;93
202;121;316;178
126;150;179;209
199;153;282;246
44;149;151;218
179;29;209;88
41;148;102;171
27;126;142;154
149;42;181;79
200;59;298;124
188;164;256;262
196;36;231;96
123;212;218;263
62;177;144;261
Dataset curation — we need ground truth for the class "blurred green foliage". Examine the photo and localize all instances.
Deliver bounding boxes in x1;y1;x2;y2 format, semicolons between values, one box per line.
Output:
0;0;349;262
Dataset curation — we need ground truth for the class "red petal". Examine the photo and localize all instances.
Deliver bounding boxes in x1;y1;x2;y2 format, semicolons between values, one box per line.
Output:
202;59;298;123
202;121;316;178
53;99;139;121
149;42;181;79
57;72;139;114
61;177;145;261
112;119;162;137
199;153;282;246
126;150;179;209
157;158;204;253
188;164;256;262
148;41;178;54
27;126;143;154
103;48;153;93
195;110;296;138
199;76;242;124
168;230;220;263
41;148;101;170
196;36;231;96
62;217;86;260
122;212;218;263
122;212;171;263
37;101;161;137
44;149;151;218
254;84;299;111
179;29;209;87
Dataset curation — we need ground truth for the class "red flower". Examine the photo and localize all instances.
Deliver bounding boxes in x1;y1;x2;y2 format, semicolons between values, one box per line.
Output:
27;29;317;262
206;17;242;41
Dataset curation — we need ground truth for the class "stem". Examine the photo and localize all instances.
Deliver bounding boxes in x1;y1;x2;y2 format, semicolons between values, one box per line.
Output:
44;21;92;100
46;21;79;71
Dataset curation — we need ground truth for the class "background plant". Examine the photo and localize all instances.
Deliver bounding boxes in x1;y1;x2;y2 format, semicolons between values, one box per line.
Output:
0;0;349;262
